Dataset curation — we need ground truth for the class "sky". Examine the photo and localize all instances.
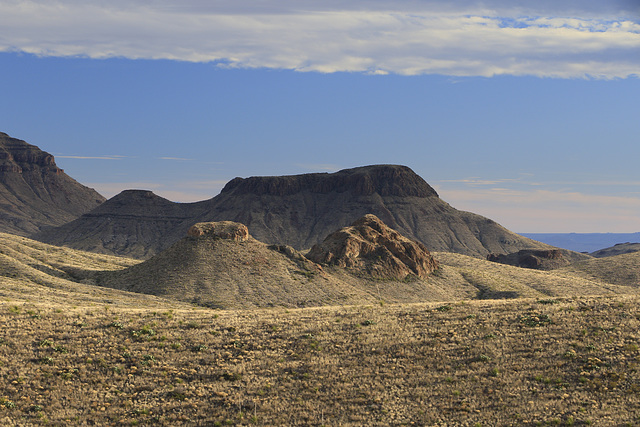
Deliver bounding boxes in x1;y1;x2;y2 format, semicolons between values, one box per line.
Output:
0;0;639;233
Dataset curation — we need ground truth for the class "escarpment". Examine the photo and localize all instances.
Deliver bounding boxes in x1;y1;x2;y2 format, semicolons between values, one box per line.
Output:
0;132;105;235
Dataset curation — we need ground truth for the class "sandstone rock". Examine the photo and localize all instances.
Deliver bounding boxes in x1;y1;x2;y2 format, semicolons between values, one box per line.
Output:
487;249;569;270
187;221;250;242
306;214;439;280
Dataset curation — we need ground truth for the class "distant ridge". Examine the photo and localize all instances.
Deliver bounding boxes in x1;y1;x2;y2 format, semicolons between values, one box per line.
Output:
521;233;640;253
590;243;640;258
0;132;105;235
35;189;211;259
35;164;567;259
221;164;439;198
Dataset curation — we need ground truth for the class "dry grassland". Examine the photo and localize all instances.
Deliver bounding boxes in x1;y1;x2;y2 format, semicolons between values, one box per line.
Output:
2;296;640;426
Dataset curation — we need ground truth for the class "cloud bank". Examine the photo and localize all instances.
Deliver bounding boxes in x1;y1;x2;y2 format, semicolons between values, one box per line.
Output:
1;0;638;78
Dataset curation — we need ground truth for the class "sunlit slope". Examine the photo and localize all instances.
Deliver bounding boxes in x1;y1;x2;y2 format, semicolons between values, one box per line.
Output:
0;233;190;308
433;252;633;299
558;251;640;287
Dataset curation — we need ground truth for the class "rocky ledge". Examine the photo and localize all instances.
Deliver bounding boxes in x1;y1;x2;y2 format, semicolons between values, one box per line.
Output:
187;221;251;242
220;165;439;198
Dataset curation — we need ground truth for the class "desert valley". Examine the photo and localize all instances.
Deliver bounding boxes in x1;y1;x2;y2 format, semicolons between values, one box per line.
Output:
2;132;640;426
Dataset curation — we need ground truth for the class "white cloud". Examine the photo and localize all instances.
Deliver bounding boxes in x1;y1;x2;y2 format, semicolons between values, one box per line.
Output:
57;155;126;160
158;157;193;161
0;1;638;78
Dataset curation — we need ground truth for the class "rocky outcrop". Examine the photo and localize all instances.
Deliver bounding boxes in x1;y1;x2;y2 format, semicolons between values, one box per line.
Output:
307;214;439;280
0;132;105;235
487;249;570;270
187;221;250;241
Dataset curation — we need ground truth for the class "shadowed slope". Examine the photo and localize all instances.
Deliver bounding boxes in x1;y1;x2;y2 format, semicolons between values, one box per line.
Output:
34;190;211;259
0;132;105;235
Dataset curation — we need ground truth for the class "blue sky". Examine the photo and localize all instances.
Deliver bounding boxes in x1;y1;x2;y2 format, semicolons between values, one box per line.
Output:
1;0;639;233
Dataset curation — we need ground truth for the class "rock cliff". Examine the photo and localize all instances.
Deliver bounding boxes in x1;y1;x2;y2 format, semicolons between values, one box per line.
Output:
0;132;105;235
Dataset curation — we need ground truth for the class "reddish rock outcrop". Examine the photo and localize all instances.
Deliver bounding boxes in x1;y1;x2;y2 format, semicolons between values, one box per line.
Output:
306;214;439;280
187;221;250;242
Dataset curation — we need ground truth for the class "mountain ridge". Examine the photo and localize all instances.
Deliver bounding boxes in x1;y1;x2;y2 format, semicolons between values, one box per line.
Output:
0;132;105;235
35;165;568;260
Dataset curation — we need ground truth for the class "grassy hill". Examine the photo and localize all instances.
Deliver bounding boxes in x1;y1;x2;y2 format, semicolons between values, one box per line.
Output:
2;233;640;425
0;233;191;309
1;232;636;308
558;251;640;287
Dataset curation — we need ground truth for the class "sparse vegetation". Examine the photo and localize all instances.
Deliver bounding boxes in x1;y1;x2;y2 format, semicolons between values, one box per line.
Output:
3;224;640;425
2;296;640;425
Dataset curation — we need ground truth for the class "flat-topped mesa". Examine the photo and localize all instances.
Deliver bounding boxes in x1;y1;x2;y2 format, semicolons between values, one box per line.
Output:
307;214;439;280
221;165;439;198
187;221;250;242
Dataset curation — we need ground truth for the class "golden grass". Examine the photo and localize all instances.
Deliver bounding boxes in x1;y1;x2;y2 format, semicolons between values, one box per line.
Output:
2;296;640;426
559;251;640;287
3;233;640;425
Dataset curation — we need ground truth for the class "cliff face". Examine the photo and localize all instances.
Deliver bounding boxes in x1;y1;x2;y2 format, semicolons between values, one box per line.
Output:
35;164;559;259
221;165;439;198
0;132;105;235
